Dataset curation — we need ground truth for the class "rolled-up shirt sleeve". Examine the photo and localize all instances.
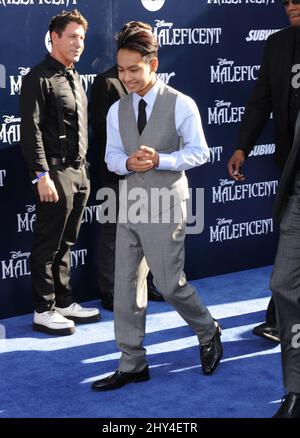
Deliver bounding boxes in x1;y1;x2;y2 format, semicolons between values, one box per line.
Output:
105;101;131;175
157;94;210;171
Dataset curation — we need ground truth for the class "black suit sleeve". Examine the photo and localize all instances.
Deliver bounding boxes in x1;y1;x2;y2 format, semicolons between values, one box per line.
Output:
238;38;273;157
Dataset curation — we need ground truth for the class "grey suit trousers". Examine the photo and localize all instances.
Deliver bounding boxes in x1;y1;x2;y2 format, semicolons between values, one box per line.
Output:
270;170;300;393
114;201;215;373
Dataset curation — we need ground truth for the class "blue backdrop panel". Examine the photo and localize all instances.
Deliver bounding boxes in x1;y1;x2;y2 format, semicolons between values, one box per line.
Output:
0;0;287;318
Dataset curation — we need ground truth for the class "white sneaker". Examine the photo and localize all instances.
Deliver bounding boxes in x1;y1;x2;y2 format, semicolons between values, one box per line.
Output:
55;303;100;324
33;310;75;336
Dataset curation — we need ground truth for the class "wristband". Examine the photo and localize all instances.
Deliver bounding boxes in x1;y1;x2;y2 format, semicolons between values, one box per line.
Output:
32;171;48;184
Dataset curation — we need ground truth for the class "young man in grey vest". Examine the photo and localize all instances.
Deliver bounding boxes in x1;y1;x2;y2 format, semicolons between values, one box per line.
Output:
92;21;223;391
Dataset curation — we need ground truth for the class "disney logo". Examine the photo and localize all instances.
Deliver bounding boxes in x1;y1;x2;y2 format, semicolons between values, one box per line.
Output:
10;251;30;259
217;58;234;67
3;115;21;124
25;205;36;213
18;67;30;76
216;218;233;226
219;179;235;187
215;100;231;108
154;20;173;29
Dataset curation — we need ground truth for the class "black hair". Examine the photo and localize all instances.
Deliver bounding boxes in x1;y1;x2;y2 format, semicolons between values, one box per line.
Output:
49;9;88;39
116;21;158;62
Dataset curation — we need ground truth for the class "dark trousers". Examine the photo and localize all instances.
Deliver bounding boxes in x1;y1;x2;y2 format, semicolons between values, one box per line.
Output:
266;296;277;325
270;170;300;393
31;165;90;312
97;182;119;295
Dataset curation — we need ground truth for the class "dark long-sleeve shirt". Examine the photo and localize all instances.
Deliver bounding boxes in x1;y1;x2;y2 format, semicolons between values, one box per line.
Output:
20;54;87;172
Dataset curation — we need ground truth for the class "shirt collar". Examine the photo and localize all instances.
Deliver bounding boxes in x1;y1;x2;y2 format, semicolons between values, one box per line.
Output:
132;78;161;112
44;54;74;76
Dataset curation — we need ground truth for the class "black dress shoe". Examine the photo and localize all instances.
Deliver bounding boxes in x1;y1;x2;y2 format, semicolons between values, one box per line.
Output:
101;290;114;311
252;322;280;343
273;393;300;418
200;321;223;375
92;366;150;391
147;278;164;302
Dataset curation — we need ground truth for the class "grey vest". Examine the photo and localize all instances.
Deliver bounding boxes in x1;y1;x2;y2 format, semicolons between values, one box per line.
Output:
118;82;189;216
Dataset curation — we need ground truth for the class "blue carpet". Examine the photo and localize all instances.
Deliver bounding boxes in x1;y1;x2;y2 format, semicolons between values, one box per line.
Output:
0;266;283;418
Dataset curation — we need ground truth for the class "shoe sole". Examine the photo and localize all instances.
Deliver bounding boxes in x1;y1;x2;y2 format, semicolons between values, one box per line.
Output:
252;328;280;343
132;375;150;383
33;323;75;336
64;313;101;324
257;332;280;343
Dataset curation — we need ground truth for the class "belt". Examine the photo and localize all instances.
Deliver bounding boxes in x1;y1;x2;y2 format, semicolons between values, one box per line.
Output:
47;157;85;170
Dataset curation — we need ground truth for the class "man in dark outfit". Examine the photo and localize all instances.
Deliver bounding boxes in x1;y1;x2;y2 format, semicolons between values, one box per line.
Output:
228;0;300;417
20;9;100;336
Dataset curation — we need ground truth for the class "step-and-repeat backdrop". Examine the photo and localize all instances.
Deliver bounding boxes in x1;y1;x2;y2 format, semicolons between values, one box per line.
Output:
0;0;288;318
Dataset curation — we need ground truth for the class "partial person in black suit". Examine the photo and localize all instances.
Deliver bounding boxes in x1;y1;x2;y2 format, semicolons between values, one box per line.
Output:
228;0;300;418
91;63;164;311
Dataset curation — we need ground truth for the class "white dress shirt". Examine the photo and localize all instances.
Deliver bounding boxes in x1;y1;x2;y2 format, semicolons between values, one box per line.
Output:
105;78;210;175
